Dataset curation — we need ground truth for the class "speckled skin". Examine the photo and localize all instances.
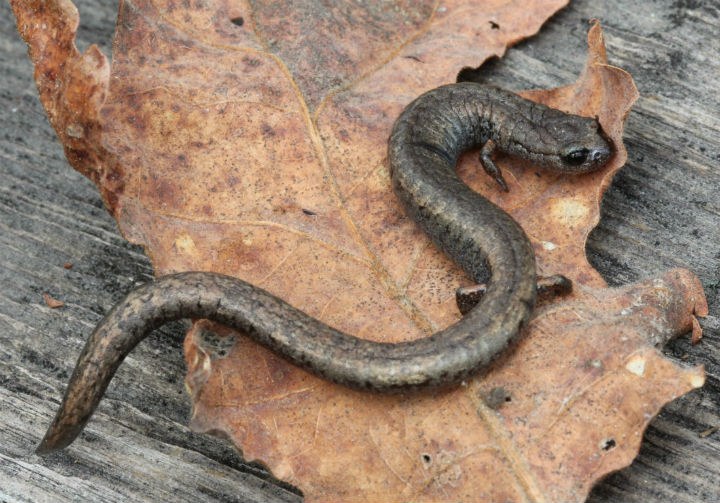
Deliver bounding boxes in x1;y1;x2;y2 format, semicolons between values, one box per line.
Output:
37;83;612;453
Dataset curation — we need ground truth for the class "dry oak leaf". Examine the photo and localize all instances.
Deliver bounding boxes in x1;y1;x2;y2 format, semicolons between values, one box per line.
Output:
10;0;708;502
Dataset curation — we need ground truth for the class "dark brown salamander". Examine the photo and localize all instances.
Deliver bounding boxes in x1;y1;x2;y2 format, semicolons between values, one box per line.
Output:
37;82;612;453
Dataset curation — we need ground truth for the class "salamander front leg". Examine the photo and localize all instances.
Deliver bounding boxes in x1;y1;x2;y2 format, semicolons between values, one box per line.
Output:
479;139;509;192
456;275;573;315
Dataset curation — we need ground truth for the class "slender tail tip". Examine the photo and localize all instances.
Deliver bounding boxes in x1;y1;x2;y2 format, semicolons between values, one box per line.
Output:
35;424;73;455
35;438;56;455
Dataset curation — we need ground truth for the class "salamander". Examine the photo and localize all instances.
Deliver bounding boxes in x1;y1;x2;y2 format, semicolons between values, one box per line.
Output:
36;82;612;453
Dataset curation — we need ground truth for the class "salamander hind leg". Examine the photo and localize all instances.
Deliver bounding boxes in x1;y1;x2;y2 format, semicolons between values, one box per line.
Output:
455;274;572;315
479;139;509;192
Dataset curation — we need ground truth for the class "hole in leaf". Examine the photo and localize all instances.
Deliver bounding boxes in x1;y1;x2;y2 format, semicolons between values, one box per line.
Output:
421;453;432;468
483;386;510;409
600;438;616;451
231;17;245;27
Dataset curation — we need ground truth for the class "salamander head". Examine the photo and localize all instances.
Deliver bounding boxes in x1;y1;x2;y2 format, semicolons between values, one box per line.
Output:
535;116;613;173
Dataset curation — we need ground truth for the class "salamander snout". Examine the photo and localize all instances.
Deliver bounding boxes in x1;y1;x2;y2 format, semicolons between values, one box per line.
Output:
557;127;613;173
541;116;615;173
589;146;611;166
559;144;611;172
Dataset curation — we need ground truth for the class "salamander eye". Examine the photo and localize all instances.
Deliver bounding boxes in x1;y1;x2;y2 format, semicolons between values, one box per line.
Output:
562;148;589;166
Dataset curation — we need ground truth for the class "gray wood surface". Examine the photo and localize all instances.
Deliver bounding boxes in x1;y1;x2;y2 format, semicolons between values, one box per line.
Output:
1;0;718;501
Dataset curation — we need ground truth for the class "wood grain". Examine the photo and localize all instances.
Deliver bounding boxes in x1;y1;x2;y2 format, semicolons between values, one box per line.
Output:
1;0;717;501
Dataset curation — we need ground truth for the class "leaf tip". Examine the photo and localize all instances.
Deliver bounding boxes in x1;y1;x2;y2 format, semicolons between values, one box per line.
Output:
586;19;607;65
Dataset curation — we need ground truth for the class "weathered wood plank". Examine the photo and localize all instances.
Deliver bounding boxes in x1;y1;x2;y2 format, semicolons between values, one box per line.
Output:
1;0;718;501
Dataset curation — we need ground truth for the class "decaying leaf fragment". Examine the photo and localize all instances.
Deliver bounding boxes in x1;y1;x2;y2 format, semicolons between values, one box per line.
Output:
11;0;707;501
43;293;64;309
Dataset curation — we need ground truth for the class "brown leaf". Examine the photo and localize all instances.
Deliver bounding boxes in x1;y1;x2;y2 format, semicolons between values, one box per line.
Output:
11;1;707;501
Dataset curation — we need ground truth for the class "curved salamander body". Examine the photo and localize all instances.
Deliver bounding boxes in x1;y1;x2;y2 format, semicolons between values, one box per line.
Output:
37;83;612;453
